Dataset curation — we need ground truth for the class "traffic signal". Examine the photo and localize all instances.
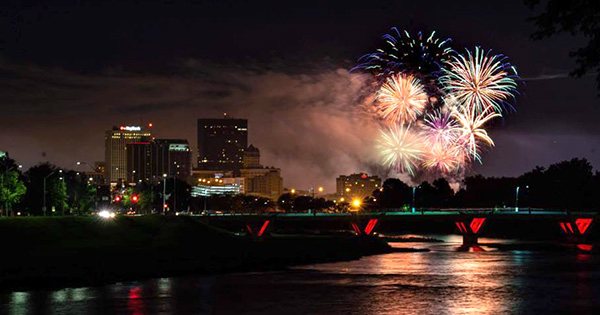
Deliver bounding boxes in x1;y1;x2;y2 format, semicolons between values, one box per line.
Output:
114;195;121;202
132;195;139;203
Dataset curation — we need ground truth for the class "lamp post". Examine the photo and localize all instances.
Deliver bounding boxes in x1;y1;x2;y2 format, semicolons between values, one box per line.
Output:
515;185;529;213
43;169;62;216
412;186;417;213
163;173;167;214
1;164;22;216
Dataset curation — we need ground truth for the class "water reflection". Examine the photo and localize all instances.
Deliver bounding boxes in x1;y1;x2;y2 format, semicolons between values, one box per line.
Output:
1;237;599;314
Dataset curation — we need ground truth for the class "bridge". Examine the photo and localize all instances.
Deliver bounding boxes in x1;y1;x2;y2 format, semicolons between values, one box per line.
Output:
194;208;597;247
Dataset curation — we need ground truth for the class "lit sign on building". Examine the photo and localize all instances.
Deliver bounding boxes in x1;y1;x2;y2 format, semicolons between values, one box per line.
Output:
168;144;190;152
119;126;142;131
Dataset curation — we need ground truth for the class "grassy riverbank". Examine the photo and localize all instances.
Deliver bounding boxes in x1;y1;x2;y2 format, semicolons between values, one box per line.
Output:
0;216;392;291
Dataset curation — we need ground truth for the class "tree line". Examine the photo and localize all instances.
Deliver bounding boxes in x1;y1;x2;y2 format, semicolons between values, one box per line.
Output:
1;154;599;215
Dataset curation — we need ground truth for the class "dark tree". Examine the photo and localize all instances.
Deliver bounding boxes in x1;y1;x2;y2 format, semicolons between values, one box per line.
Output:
526;0;600;93
372;178;412;209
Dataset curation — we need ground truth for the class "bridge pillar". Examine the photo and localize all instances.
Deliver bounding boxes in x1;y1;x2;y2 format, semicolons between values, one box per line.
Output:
350;218;379;236
558;218;593;250
455;217;486;245
245;220;271;239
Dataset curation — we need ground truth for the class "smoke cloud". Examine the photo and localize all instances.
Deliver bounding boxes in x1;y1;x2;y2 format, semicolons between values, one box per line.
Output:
0;60;392;191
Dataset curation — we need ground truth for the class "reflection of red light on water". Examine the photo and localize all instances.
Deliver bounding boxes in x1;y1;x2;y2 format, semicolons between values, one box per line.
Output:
128;286;144;315
576;244;593;252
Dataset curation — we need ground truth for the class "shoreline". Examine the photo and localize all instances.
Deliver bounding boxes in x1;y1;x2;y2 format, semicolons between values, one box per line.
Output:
0;216;397;292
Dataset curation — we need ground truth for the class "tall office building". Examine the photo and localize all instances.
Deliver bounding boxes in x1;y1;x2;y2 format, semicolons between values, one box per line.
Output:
152;139;192;181
197;116;248;174
105;126;151;184
126;141;152;183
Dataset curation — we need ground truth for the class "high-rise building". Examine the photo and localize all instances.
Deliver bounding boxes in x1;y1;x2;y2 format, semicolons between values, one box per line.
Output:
105;126;151;184
126;141;152;183
197;116;248;174
336;173;381;200
152;139;192;181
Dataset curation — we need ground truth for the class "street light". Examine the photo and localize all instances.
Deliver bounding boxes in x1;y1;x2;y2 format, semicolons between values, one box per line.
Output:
351;199;361;211
412;186;417;213
515;185;529;212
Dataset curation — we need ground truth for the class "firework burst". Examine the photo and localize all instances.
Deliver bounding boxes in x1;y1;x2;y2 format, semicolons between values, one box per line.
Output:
423;109;460;147
377;74;429;124
441;47;518;114
352;28;453;78
423;143;464;173
378;125;425;175
453;105;501;160
355;29;519;177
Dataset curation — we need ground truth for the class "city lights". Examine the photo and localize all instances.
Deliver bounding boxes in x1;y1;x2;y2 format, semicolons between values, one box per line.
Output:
98;210;116;219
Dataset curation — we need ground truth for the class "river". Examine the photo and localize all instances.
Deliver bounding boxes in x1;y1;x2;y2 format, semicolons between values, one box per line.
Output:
1;235;599;314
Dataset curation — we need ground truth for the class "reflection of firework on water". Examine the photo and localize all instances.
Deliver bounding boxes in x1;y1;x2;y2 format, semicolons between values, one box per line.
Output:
356;29;519;178
377;74;428;124
378;125;425;175
441;47;518;114
352;28;453;78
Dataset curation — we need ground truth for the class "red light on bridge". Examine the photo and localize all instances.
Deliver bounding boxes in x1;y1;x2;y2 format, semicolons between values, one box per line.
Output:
351;222;362;235
257;220;270;237
470;218;486;234
364;219;378;235
575;218;592;235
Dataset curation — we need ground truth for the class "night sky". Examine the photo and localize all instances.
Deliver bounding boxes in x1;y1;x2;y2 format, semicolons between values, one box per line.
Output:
1;0;599;190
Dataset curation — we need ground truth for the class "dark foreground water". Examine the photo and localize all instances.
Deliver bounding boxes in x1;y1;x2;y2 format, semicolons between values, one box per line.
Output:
2;235;599;315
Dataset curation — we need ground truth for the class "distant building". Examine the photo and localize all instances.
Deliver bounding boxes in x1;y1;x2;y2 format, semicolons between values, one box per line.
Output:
191;177;245;197
336;173;381;200
197;116;248;174
126;141;152;183
152;139;192;181
125;138;192;184
241;167;283;200
243;145;261;168
82;161;105;185
105;126;152;184
188;169;234;185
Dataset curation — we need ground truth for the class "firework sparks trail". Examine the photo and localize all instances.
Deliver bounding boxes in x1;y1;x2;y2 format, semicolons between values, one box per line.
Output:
441;47;518;114
378;125;425;175
355;29;519;177
377;74;428;124
423;109;460;147
453;104;501;160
